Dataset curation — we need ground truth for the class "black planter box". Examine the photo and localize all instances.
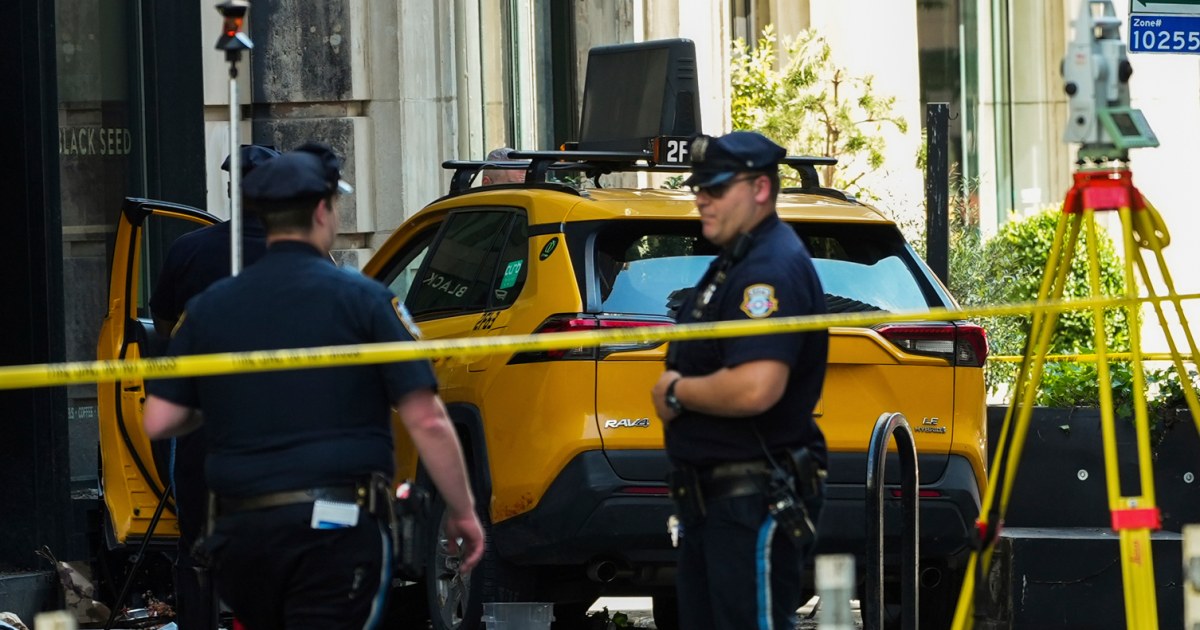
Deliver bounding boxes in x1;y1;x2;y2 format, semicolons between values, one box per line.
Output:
985;406;1200;531
976;527;1183;629
976;406;1198;628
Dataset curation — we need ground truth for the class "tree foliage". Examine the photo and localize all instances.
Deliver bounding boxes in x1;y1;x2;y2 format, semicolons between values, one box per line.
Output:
730;25;908;199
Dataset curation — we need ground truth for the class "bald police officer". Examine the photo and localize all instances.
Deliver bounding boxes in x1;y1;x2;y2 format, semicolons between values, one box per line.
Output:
651;131;829;630
143;142;484;629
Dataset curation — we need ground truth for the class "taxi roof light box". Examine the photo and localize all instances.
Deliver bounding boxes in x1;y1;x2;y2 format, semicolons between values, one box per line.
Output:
577;38;702;152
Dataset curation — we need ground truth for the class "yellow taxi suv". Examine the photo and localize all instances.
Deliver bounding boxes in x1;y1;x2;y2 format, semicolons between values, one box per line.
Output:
360;147;987;629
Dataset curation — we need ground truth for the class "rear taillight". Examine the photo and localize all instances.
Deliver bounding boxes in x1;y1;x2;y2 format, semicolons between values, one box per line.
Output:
873;322;988;367
508;314;674;364
954;323;988;367
890;488;944;498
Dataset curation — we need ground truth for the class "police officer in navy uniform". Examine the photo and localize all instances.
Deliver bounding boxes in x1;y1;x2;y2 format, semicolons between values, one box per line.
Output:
143;142;484;629
651;131;829;630
148;143;278;630
150;144;279;339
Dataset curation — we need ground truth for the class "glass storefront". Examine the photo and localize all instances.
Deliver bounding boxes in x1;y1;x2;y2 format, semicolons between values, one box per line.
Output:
915;0;981;215
56;0;142;485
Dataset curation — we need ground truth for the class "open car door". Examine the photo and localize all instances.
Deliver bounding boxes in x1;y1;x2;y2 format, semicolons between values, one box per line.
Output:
96;197;219;546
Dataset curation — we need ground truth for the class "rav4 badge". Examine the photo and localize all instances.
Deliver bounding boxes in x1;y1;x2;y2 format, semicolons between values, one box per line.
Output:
604;418;651;429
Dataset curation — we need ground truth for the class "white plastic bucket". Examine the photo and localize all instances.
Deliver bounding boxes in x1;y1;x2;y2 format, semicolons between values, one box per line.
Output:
480;602;555;630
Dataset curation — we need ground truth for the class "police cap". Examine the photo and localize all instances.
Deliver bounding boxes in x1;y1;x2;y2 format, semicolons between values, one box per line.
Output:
242;141;354;203
221;144;281;177
683;131;787;189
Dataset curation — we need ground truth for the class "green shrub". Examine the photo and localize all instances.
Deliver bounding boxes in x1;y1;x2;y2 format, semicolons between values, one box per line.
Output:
976;208;1130;393
1036;362;1199;447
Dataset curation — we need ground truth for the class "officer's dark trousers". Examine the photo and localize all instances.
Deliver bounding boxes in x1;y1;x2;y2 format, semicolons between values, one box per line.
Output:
206;503;392;630
172;432;217;630
173;541;217;630
675;490;823;630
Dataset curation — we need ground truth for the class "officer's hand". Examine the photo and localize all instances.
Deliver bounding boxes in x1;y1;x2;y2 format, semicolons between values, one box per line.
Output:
445;510;485;574
652;370;683;424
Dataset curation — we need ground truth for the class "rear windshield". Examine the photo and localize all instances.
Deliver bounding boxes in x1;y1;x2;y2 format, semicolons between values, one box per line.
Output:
586;220;943;317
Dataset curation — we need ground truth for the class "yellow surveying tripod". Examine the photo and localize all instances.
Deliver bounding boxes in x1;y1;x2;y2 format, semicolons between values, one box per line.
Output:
951;2;1200;626
951;165;1200;629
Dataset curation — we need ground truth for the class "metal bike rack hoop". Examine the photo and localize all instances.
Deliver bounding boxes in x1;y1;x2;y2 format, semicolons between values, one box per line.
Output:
865;411;920;630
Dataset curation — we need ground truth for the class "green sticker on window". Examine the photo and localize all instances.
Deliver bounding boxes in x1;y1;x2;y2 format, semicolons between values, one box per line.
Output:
499;260;523;289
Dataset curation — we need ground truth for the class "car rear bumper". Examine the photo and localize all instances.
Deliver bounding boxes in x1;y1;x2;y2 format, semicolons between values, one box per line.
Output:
492;450;676;566
492;450;981;567
815;454;982;563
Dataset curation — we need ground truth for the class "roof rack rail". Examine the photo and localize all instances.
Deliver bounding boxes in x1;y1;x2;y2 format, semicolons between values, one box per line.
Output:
441;139;841;197
442;148;682;194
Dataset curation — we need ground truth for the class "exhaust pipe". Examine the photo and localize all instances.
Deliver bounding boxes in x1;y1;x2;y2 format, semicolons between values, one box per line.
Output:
920;566;942;589
586;560;632;583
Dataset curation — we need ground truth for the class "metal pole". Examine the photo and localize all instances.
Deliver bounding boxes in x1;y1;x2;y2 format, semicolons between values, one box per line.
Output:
215;1;253;275
1185;524;1200;630
925;103;950;286
228;64;241;275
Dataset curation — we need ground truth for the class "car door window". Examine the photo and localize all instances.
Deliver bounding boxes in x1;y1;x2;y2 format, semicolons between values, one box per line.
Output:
407;210;511;317
488;216;528;309
380;226;439;302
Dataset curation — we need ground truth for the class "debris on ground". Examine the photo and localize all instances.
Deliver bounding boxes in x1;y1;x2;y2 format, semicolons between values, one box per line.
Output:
0;612;29;630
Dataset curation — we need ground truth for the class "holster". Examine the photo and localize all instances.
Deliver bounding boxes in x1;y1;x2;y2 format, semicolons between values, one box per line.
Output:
667;466;706;522
767;447;824;544
785;447;825;501
367;472;401;562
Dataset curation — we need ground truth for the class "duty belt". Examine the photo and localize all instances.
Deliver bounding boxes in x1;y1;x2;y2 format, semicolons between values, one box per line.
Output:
705;459;773;479
217;485;364;514
216;473;393;516
700;461;772;500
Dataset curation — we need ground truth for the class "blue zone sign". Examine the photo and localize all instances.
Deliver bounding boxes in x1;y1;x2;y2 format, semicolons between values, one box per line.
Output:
1130;14;1200;53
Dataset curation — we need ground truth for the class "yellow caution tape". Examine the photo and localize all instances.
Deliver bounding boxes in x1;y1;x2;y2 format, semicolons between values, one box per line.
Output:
1;292;1198;390
990;352;1195;363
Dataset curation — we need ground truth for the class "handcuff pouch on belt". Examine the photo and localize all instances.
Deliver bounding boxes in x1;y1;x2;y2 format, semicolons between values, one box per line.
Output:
392;479;432;581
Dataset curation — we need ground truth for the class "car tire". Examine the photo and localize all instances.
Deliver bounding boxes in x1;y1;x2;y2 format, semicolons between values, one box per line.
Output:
425;493;534;630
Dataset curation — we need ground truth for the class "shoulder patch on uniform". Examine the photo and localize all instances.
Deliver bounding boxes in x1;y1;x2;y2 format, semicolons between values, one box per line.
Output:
392;297;423;339
740;284;779;319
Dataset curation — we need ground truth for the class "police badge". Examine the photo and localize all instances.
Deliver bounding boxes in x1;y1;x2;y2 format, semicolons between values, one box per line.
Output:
740;284;778;318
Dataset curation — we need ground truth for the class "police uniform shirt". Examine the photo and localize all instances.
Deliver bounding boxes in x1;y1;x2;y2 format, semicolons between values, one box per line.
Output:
666;213;829;468
147;241;437;498
149;218;268;327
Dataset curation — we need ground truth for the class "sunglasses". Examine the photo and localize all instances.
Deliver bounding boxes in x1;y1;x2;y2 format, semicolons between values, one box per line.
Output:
690;174;760;198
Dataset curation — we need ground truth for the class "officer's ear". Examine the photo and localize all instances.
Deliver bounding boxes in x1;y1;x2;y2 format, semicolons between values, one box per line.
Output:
751;174;772;204
315;196;337;225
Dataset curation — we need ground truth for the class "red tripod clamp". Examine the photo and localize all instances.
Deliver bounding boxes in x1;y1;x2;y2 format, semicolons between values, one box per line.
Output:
1062;169;1147;216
